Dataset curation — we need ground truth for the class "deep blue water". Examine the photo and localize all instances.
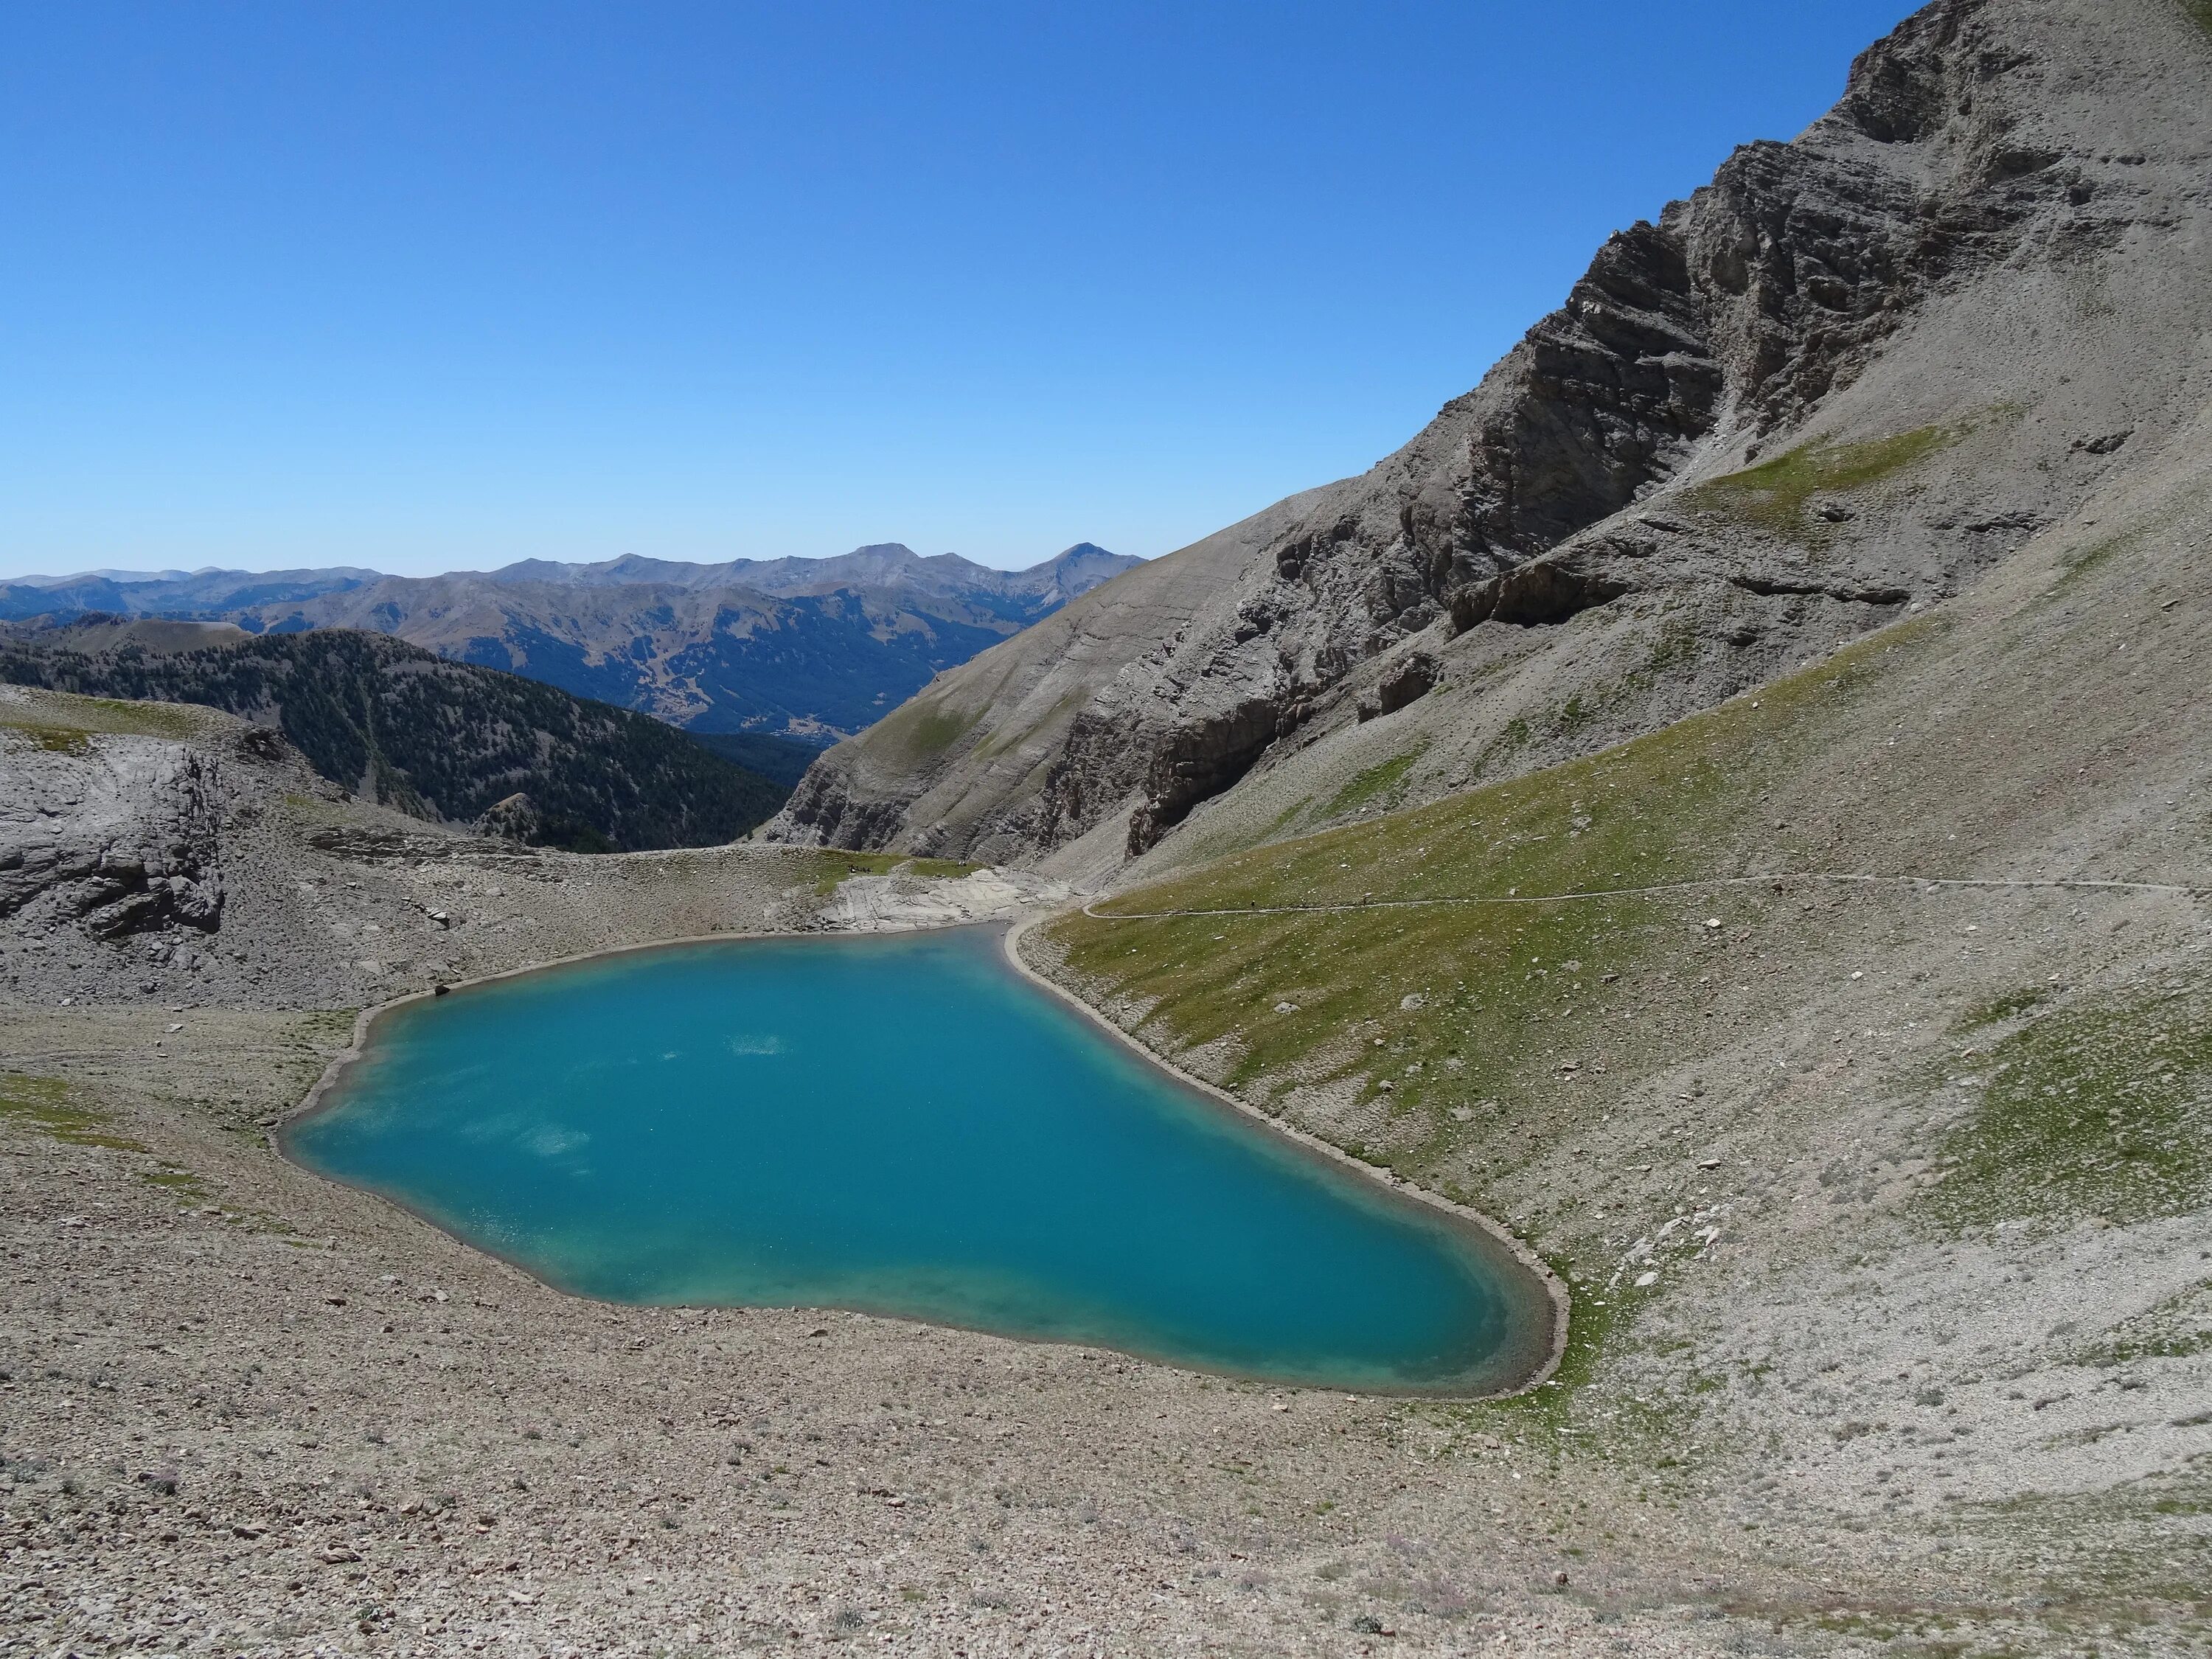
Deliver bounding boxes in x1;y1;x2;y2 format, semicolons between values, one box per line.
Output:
288;927;1548;1394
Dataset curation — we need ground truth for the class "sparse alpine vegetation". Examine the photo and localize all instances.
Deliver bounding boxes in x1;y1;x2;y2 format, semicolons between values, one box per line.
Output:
1678;425;1964;544
1043;622;1943;1157
1927;971;2212;1231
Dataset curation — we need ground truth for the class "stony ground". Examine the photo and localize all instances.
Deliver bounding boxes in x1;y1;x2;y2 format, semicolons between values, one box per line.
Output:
4;659;2208;1659
7;692;2185;1658
0;999;2100;1659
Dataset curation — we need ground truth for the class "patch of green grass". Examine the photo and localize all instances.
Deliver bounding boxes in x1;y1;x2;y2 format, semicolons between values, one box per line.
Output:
1323;744;1427;822
139;1165;214;1204
1680;425;1961;543
864;695;981;767
0;721;94;754
2077;1326;2212;1368
1;694;203;742
1952;986;2053;1033
1555;692;1599;734
1646;619;1700;673
2188;0;2212;38
813;851;902;894
1497;1270;1623;1424
0;1073;145;1152
2056;521;2152;590
1927;973;2212;1231
810;850;983;895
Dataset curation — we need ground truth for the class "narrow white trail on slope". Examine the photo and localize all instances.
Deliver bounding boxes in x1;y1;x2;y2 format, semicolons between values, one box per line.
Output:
1080;871;2209;922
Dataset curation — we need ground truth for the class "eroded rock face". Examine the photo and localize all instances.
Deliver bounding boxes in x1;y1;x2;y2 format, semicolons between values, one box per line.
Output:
0;734;225;939
1357;653;1439;726
765;0;2211;873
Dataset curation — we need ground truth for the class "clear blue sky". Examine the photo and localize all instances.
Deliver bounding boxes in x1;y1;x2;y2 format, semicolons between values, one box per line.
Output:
0;1;1918;578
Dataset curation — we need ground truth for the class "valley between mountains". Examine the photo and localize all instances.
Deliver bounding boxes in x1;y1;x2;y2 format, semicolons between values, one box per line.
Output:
4;0;2211;1654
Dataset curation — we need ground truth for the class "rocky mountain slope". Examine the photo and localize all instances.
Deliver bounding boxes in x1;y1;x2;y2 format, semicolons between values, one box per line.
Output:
0;542;1139;742
768;0;2212;883
0;622;787;852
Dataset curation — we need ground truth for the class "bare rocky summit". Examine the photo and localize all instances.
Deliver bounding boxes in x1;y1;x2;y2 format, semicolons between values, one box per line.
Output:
2;726;227;945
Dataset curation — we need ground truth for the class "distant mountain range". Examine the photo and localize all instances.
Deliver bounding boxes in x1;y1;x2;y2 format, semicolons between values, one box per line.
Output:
0;543;1141;742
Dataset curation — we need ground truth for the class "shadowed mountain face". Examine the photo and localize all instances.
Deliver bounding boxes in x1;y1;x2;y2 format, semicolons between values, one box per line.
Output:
763;0;2212;879
0;543;1140;743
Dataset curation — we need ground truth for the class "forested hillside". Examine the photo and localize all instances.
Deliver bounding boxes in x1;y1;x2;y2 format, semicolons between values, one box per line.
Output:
0;624;786;852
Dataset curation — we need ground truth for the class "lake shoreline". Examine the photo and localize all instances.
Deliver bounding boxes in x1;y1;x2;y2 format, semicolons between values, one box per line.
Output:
285;909;1565;1401
1001;911;1569;1402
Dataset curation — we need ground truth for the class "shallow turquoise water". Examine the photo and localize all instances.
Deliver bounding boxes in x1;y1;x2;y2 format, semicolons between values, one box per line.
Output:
289;928;1548;1394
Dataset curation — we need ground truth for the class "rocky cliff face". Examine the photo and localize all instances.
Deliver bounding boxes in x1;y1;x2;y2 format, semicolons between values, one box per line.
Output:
766;0;2212;875
0;683;984;1011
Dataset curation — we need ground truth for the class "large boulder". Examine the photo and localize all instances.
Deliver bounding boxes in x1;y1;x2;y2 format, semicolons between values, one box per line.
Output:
0;728;225;939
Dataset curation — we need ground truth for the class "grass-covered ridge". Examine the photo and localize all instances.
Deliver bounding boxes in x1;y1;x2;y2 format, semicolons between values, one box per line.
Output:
1680;425;1961;543
2;721;92;754
1;692;206;745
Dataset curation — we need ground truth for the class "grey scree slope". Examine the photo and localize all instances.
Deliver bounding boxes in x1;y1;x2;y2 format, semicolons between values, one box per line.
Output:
765;0;2212;886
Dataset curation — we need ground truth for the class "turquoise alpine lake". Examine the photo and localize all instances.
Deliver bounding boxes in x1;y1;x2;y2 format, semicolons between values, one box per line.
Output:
288;927;1553;1394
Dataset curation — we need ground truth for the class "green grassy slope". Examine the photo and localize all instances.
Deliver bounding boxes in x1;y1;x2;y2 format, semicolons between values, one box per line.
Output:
1023;452;2212;1637
1046;622;1947;1152
1678;425;1964;544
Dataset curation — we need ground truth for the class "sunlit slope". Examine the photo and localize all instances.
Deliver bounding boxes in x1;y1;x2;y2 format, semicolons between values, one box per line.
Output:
1034;423;2212;1247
